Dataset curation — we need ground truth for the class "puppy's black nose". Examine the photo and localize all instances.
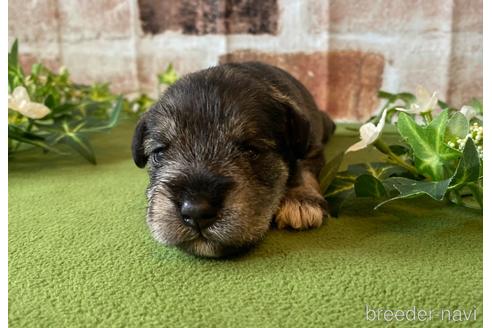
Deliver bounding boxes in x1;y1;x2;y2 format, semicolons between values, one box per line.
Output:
180;198;218;230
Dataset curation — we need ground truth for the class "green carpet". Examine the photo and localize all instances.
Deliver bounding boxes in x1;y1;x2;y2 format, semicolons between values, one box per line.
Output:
9;120;483;327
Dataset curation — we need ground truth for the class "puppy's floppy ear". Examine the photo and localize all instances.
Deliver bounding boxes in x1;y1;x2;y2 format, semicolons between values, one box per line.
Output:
270;91;311;160
285;105;311;159
132;115;148;168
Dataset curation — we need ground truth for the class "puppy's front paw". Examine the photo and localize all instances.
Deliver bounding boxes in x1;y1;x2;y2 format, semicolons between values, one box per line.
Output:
275;194;327;230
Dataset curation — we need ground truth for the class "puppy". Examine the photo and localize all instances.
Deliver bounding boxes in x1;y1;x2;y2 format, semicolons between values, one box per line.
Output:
132;62;335;258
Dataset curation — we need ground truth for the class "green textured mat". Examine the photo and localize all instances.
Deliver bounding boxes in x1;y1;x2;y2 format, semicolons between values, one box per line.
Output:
8;121;483;327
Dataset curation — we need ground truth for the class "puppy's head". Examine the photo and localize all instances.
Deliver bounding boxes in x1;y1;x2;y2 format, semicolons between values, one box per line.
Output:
132;67;310;258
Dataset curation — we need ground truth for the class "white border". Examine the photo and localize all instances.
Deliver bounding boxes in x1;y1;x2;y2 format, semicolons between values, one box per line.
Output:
2;1;487;326
2;0;9;325
483;0;490;326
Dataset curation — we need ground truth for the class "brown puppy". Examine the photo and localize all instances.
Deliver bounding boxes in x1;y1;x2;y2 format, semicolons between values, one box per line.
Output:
132;62;335;257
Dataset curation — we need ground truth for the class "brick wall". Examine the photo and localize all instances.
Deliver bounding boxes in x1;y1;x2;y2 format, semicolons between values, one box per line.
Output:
8;0;483;122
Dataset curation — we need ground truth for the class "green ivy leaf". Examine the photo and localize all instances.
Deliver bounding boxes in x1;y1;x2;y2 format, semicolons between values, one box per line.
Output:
438;100;449;109
62;133;96;165
44;94;56;110
397;110;460;180
158;64;178;86
324;172;355;198
469;98;483;114
319;152;344;195
345;162;407;180
449;138;480;189
8;125;63;154
8;39;20;70
327;190;355;218
8;124;43;141
79;97;122;133
325;162;405;199
8;39;24;91
324;162;406;216
467;182;483;209
377;90;394;100
31;63;42;76
389;144;410;155
108;97;123;127
446;112;469;140
354;175;387;198
8;40;142;163
378;91;416;106
437;100;458;111
324;173;356;217
49;102;79;118
375;177;451;209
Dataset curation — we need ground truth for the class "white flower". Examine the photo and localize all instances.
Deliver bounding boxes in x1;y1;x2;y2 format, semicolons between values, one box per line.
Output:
460;105;482;121
58;66;68;75
460;105;476;120
8;86;50;119
450;122;483;158
346;108;388;153
396;85;438;115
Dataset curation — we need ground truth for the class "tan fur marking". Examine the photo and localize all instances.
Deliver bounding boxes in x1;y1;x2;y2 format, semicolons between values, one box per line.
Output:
275;171;326;230
302;170;320;191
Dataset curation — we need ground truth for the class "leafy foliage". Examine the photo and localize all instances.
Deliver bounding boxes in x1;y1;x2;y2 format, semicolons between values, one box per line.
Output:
446;112;469;139
397;110;461;180
158;64;179;86
320;88;483;216
375;177;452;209
354;175;387;198
449;138;481;189
8;40;178;163
323;162;406;216
319;152;344;194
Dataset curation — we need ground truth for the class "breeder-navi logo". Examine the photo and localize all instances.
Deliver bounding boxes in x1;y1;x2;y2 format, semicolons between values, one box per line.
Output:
365;305;478;323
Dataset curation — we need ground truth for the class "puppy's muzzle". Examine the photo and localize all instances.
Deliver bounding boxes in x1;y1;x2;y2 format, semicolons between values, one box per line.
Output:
180;197;218;230
168;170;235;232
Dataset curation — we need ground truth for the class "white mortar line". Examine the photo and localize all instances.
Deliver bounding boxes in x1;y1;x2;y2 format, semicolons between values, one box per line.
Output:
128;0;141;93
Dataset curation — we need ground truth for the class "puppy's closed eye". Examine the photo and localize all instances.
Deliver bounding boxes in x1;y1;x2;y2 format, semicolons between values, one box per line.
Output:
150;145;168;165
236;140;275;158
237;141;262;156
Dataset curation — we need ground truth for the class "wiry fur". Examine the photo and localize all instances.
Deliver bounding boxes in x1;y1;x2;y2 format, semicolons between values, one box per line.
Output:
132;62;335;258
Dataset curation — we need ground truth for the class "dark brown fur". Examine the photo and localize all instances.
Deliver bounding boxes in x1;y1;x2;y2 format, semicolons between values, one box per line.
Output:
132;62;335;257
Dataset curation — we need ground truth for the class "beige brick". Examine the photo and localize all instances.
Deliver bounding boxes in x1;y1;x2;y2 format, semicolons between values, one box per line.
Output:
137;36;224;96
304;0;329;34
309;0;454;34
327;31;454;104
8;0;62;71
58;0;132;41
385;35;452;97
452;0;483;32
19;54;60;74
220;50;385;121
61;39;138;93
8;0;60;43
447;33;482;105
8;0;482;117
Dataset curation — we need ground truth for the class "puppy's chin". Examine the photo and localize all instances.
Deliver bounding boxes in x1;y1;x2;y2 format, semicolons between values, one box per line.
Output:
177;237;256;258
148;215;268;258
147;196;273;258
